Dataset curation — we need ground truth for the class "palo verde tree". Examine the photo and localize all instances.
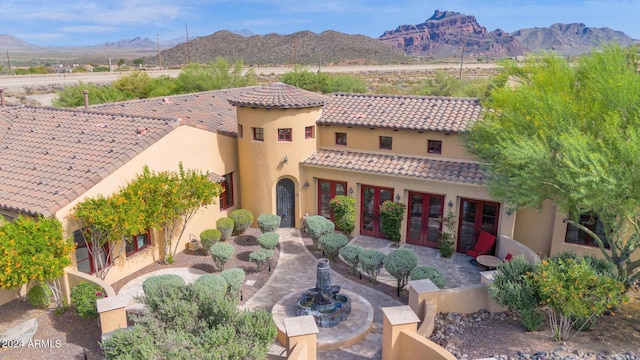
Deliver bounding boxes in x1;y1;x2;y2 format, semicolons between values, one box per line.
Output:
464;44;640;288
0;216;74;302
73;192;147;279
126;164;221;264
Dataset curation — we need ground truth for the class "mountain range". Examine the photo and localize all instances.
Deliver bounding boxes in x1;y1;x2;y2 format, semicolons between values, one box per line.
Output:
2;10;637;65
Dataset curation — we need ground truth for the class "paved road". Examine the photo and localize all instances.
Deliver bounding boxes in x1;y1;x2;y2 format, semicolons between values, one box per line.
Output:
0;63;501;93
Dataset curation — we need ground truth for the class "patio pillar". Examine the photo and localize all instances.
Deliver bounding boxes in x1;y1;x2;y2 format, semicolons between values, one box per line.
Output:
97;295;128;334
284;315;319;360
381;306;419;360
408;279;440;322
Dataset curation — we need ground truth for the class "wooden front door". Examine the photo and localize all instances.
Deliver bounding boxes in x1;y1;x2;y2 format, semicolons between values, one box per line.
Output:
360;185;393;238
406;192;444;247
456;198;500;253
318;179;347;223
276;178;295;228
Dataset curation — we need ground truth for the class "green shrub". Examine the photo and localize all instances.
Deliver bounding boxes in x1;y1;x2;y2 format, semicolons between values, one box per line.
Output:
437;209;457;258
257;213;281;233
487;255;543;331
230;209;254;235
142;274;185;295
339;245;363;275
210;242;235;270
359;249;385;283
194;274;228;297
384;249;418;293
221;268;245;298
319;233;349;262
70;282;107;319
257;232;279;250
410;266;446;288
27;283;52;308
306;215;335;249
216;217;234;241
379;200;406;242
249;249;274;272
329;195;355;234
199;228;221;254
584;255;617;278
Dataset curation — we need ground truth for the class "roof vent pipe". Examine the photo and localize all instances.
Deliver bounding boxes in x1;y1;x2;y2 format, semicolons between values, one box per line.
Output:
83;90;89;110
0;88;5;107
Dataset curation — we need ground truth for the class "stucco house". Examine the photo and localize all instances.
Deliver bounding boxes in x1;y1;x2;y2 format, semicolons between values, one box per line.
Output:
0;83;621;306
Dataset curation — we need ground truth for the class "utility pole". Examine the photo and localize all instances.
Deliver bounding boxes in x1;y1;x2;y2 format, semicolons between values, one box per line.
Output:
6;50;12;75
459;39;465;79
156;34;163;69
185;23;191;64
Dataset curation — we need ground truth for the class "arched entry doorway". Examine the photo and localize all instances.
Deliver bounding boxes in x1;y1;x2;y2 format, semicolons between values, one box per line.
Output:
276;178;295;228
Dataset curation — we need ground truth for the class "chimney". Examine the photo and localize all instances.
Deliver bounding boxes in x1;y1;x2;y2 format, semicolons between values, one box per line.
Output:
83;90;89;110
0;88;5;107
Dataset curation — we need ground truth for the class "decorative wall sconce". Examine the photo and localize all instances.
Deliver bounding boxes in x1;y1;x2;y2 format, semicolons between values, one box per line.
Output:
506;208;513;216
348;187;354;195
283;155;288;163
448;200;454;208
395;194;401;201
303;181;310;188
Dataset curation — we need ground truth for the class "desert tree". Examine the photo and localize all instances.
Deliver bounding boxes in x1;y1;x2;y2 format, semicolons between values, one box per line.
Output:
465;44;640;288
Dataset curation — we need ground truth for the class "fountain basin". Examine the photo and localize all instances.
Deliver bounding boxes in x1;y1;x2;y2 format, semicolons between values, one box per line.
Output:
295;293;352;327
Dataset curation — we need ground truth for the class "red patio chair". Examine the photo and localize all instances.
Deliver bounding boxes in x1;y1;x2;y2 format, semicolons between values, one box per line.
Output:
467;231;497;259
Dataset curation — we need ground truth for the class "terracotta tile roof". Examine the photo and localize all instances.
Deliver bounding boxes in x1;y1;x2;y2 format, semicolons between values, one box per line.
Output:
318;93;482;132
0;106;180;217
228;82;330;109
93;87;254;136
301;149;487;185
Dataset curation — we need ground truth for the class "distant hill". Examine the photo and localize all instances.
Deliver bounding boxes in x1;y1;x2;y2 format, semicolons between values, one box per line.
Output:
0;34;39;49
150;30;405;66
380;10;636;58
98;37;156;49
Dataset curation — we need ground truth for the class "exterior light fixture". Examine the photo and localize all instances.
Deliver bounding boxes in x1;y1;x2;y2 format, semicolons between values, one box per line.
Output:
283;155;288;163
303;181;310;188
395;194;401;201
348;187;354;195
448;200;454;208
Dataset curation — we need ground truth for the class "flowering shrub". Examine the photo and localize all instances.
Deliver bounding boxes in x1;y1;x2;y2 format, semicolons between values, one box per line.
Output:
437;209;456;258
379;200;406;242
70;282;107;319
329;195;355;234
532;257;627;341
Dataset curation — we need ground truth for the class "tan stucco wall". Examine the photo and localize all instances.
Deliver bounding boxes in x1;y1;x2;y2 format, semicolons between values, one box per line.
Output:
512;200;557;257
301;166;515;245
236;106;321;227
317;125;473;161
55;126;238;284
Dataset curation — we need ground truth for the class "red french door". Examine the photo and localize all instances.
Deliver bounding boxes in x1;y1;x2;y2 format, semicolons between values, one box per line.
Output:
406;192;444;248
456;198;500;253
318;179;347;223
360;185;393;238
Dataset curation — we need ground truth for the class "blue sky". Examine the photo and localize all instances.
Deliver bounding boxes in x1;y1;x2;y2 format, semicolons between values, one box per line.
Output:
2;0;640;46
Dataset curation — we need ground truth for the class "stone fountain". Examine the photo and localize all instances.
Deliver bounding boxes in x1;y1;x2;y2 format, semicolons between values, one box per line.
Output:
295;258;351;327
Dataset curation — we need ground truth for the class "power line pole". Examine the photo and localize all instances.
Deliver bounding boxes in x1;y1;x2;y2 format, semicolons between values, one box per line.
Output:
185;23;191;64
156;34;163;69
6;50;12;75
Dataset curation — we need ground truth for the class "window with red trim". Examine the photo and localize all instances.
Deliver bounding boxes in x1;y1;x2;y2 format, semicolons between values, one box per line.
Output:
305;126;315;139
278;128;292;141
125;231;151;256
565;213;610;248
379;136;392;150
335;132;347;146
252;127;264;141
428;140;442;154
219;172;234;210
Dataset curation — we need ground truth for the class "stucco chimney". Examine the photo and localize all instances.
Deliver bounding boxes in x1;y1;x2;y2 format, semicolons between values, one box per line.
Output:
0;88;5;107
83;90;89;110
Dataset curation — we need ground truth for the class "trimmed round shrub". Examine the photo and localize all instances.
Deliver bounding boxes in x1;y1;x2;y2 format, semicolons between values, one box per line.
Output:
359;249;385;283
249;248;274;272
70;282;107;319
410;266;446;288
195;274;228;297
319;233;349;262
230;209;254;235
220;268;245;297
28;283;52;308
305;215;335;249
142;274;185;295
199;228;222;254
340;244;363;275
257;213;281;233
257;232;279;250
216;217;235;241
384;249;418;292
210;242;235;270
